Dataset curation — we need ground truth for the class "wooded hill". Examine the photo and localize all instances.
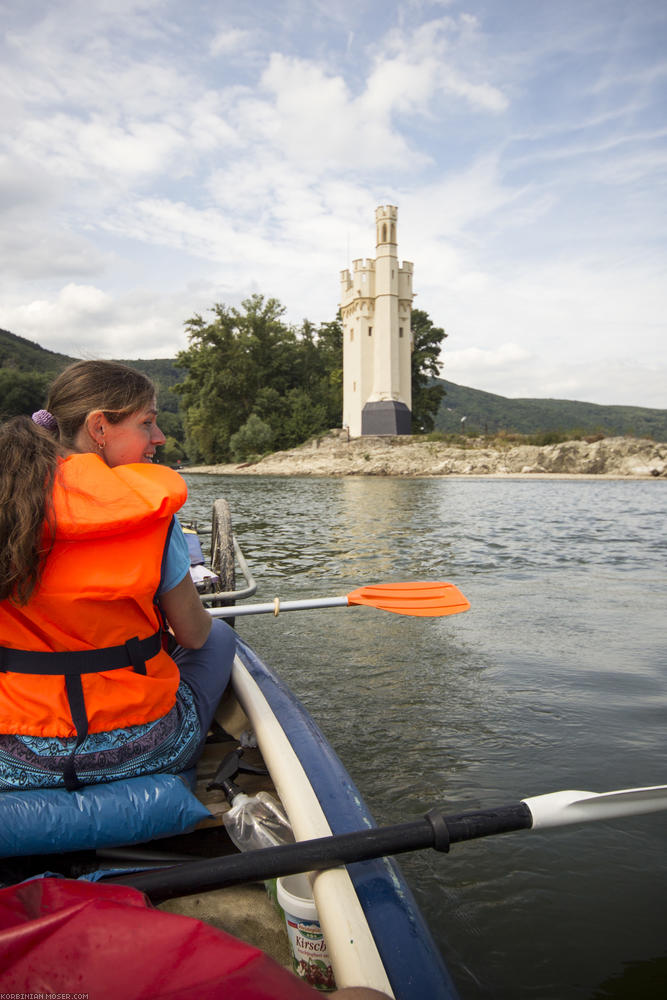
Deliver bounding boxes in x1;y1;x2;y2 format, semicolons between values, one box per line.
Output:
2;327;666;443
0;327;182;391
433;379;667;441
0;327;184;436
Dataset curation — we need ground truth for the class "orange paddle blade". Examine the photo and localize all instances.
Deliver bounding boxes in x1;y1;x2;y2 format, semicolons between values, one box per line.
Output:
346;581;470;617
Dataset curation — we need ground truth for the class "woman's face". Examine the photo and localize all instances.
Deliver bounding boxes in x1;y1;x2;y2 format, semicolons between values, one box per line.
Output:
101;400;166;467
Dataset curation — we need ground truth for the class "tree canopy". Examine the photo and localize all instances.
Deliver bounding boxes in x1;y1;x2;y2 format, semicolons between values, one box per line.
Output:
410;309;447;433
175;295;343;463
0;369;51;421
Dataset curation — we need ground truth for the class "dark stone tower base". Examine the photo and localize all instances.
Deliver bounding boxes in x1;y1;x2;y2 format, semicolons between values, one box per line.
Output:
361;400;412;435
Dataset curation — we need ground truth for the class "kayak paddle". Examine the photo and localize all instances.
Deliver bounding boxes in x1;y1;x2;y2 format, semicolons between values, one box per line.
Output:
207;581;470;619
107;783;667;903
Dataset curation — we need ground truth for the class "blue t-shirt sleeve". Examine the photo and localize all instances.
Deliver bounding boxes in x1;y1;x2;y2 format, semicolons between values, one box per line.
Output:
159;516;191;595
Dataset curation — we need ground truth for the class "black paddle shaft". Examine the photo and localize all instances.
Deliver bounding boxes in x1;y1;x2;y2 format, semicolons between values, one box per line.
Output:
107;802;532;904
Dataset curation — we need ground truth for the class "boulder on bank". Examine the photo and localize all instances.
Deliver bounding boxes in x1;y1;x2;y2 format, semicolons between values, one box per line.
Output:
185;431;667;479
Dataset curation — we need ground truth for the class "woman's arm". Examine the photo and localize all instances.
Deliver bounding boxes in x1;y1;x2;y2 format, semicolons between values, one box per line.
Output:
159;573;212;649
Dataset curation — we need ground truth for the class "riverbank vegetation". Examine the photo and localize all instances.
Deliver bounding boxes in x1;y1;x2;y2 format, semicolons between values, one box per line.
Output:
424;429;607;448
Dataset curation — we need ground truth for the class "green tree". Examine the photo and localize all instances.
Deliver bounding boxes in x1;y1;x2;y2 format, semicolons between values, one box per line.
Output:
156;409;184;444
286;316;343;436
251;384;328;452
229;414;275;461
159;436;187;466
176;295;336;463
0;370;50;420
278;388;328;451
176;296;281;462
312;316;343;429
411;309;447;432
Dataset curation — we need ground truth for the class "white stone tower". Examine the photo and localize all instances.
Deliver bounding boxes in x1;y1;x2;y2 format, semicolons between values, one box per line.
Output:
340;206;414;437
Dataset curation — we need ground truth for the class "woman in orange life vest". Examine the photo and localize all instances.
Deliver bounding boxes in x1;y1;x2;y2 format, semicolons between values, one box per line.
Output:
0;360;236;791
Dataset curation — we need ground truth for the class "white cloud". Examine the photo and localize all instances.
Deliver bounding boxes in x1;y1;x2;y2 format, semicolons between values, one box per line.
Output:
427;254;667;408
442;348;667;410
0;154;58;213
15;114;187;182
445;343;533;372
0;230;106;281
252;54;422;171
209;27;252;57
1;281;213;359
6;282;110;326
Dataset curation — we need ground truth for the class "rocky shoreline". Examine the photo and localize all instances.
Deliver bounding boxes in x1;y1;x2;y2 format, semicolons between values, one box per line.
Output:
184;431;667;479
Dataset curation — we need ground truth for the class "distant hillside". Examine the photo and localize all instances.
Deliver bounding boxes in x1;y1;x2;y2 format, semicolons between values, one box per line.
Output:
115;358;185;415
1;328;665;441
434;379;667;442
0;328;184;417
0;327;74;374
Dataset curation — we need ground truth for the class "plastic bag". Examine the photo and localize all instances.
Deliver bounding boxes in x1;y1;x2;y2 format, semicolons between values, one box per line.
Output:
222;790;295;852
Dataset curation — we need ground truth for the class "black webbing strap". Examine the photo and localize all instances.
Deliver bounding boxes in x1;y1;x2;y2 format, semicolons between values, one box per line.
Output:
63;673;89;791
0;630;162;676
0;630;162;790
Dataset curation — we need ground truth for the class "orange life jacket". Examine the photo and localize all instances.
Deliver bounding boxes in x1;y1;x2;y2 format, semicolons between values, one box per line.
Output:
0;454;188;753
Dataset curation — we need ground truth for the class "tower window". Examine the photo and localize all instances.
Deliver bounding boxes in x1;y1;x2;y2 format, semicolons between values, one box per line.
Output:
382;223;387;242
350;330;354;342
368;326;372;337
399;327;403;338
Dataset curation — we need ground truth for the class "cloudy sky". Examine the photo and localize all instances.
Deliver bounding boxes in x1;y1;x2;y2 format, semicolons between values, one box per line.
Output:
1;0;665;407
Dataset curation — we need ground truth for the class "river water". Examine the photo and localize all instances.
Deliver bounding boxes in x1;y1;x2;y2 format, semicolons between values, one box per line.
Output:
181;473;667;1000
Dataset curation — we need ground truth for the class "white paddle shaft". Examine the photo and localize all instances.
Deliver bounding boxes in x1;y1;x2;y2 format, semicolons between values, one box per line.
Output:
208;596;349;618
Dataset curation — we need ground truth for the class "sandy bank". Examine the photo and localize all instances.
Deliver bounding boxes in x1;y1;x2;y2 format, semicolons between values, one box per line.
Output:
183;431;667;480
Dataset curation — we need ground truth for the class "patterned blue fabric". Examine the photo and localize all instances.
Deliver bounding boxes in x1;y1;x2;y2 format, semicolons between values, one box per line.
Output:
0;681;201;790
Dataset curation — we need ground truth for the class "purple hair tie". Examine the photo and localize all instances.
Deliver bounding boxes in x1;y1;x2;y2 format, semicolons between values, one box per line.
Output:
32;409;59;433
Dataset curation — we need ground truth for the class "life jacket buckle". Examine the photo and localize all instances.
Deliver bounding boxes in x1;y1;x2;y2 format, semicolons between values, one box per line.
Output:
125;636;147;675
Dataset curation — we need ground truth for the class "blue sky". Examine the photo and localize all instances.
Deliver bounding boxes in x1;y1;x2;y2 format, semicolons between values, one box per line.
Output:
1;0;665;407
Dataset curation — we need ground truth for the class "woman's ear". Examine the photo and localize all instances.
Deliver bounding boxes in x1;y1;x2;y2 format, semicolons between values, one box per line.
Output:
85;410;106;449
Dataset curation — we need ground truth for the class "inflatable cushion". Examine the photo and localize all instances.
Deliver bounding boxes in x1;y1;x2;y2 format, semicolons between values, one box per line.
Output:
0;772;211;857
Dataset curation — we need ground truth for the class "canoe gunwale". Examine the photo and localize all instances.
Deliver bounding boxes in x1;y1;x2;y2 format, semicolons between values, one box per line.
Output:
231;642;392;995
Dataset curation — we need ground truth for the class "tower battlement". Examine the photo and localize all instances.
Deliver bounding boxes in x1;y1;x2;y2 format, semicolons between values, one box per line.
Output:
375;205;398;221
